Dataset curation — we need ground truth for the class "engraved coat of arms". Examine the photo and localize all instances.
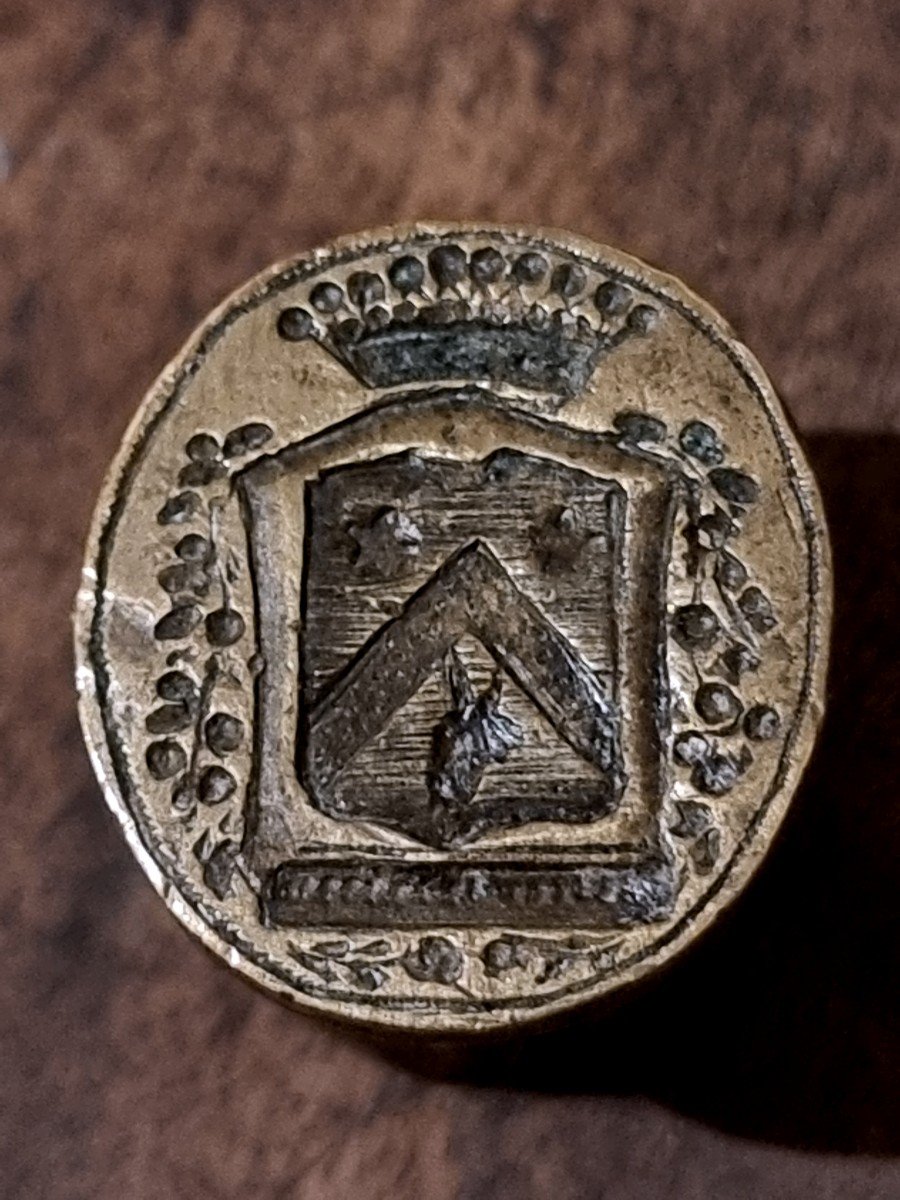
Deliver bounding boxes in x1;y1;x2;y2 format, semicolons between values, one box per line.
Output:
233;250;687;930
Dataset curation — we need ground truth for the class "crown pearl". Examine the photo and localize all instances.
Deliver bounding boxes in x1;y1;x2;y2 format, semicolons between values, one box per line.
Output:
393;299;418;322
310;281;344;314
627;304;659;334
364;305;391;331
420;299;458;325
512;252;549;286
389;256;425;297
525;304;550;331
551;262;587;300
336;316;364;342
277;307;314;341
594;280;632;316
347;271;385;311
428;244;468;291
469;247;506;289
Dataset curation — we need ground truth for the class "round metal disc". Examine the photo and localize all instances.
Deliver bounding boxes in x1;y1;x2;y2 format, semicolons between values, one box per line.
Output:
75;225;831;1033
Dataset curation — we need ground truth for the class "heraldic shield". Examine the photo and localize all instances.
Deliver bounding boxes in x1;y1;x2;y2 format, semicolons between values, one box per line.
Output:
237;388;680;929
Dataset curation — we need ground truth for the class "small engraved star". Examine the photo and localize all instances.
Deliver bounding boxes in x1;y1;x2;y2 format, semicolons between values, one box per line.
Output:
532;506;608;573
348;506;423;579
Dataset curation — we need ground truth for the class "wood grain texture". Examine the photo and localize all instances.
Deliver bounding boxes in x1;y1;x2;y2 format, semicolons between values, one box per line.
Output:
1;1;898;1197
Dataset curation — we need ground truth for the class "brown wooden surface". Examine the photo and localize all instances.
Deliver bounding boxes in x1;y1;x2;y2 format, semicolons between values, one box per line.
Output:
2;2;899;1197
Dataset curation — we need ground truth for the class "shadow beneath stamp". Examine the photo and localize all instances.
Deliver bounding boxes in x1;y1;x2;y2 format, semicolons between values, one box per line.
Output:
376;434;900;1157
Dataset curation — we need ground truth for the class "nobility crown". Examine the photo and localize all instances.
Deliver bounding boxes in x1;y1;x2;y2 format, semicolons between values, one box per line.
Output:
276;241;659;396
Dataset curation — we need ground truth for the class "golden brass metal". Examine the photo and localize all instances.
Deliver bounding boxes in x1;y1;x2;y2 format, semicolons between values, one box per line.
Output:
75;225;831;1032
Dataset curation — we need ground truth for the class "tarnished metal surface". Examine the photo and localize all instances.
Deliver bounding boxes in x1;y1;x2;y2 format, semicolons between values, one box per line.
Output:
75;224;831;1031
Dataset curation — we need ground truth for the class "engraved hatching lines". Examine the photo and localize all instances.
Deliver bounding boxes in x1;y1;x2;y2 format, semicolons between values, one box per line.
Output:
344;647;603;806
301;450;621;691
305;538;622;794
298;447;628;847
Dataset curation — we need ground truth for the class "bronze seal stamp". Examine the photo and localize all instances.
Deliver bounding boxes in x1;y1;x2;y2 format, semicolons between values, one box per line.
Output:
75;225;831;1032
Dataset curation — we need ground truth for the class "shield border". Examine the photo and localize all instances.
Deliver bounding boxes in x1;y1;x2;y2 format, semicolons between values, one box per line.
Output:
237;387;680;929
298;450;627;848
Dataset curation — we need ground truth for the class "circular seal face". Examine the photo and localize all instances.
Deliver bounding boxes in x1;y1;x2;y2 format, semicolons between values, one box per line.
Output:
76;225;830;1033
